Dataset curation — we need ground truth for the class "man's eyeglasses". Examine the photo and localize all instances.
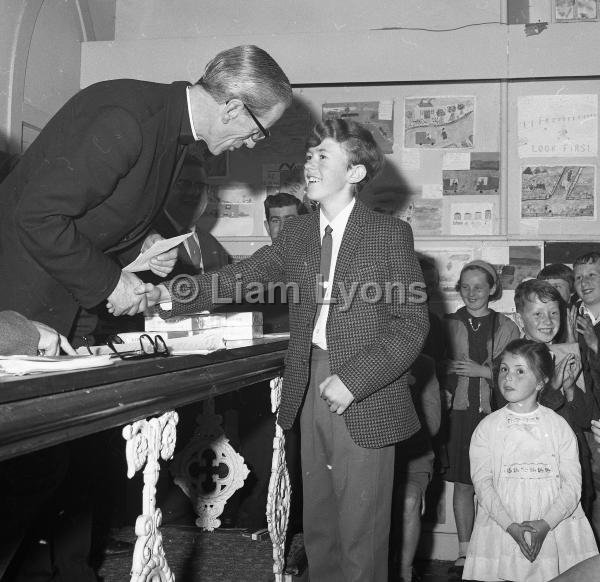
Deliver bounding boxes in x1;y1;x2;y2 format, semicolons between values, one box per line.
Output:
106;334;170;361
243;103;270;142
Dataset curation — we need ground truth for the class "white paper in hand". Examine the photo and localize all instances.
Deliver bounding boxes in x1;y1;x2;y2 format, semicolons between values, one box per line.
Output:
123;233;193;273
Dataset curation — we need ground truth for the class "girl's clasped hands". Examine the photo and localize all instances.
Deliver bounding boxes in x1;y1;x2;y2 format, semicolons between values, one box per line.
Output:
507;519;550;562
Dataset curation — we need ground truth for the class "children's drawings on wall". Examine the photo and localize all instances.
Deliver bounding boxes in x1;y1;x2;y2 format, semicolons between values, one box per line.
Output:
322;101;394;154
262;163;306;199
404;96;475;149
553;0;598;22
450;202;494;235
518;94;598;157
500;246;542;290
521;165;596;218
198;184;257;237
443;152;500;195
397;199;443;236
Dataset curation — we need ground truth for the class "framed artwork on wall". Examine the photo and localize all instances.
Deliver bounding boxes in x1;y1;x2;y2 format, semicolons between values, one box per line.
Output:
553;0;599;22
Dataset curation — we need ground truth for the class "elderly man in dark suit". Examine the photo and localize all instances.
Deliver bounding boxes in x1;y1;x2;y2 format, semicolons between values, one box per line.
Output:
0;44;290;341
140;119;428;581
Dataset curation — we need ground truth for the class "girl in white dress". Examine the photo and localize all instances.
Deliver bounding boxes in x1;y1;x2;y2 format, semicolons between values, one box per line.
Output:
463;338;598;582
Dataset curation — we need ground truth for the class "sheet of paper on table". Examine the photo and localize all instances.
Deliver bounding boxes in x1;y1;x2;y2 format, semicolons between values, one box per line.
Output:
123;233;193;273
0;354;115;376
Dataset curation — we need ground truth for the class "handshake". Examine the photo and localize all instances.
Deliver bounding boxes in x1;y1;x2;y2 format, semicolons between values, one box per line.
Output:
506;519;550;562
105;234;176;316
106;274;165;316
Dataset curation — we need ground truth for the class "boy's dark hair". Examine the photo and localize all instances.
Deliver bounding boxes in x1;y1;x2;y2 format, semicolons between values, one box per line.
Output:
306;119;384;192
514;279;564;313
455;262;502;302
537;263;574;292
264;192;308;221
574;252;600;268
502;338;554;386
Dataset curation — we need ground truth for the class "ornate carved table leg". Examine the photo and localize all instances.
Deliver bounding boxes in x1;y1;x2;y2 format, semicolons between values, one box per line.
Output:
122;410;178;582
266;376;292;582
169;398;249;531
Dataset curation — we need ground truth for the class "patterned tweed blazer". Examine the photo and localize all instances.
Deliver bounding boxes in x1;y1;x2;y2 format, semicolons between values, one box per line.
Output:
168;200;429;448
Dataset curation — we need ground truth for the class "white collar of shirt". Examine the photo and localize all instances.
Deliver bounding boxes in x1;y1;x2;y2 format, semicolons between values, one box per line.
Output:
579;302;600;326
319;196;356;239
186;86;200;141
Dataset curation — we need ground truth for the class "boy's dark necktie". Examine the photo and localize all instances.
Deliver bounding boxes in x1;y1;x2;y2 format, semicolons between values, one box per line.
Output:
314;225;333;324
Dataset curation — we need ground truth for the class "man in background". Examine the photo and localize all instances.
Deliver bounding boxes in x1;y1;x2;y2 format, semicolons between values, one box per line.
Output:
262;193;308;333
152;151;230;276
264;192;308;241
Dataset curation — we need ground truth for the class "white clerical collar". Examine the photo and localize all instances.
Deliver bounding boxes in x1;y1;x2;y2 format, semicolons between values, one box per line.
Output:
319;197;356;237
186;86;200;141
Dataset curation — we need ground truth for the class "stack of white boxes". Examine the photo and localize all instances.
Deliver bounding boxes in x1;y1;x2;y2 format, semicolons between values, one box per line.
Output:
144;307;263;343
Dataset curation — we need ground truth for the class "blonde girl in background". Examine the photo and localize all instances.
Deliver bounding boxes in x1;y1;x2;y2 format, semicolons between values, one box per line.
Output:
441;260;520;576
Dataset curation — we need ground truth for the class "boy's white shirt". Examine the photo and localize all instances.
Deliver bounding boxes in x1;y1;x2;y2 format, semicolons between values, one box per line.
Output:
312;197;356;350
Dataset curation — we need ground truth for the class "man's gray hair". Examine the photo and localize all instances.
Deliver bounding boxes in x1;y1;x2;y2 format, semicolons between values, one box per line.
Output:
198;45;292;114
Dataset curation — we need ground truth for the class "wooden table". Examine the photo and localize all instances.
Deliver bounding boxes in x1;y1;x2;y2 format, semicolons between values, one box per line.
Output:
0;338;287;462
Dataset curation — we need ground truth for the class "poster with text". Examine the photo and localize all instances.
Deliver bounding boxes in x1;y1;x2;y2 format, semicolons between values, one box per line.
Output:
518;94;598;157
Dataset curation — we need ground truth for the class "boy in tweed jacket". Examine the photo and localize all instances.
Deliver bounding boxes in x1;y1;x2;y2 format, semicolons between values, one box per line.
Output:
138;119;429;581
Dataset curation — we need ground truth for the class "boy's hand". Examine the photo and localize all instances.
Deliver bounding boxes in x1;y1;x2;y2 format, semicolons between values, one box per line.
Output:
134;282;167;308
576;315;599;354
551;353;577;393
521;519;550;561
319;374;354;415
507;522;535;562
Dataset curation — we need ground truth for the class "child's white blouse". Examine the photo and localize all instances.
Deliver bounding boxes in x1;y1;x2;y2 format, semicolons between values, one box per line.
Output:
469;404;583;531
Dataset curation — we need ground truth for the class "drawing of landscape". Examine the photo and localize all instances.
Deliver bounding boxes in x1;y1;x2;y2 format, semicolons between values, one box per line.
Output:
521;165;595;218
404;96;474;149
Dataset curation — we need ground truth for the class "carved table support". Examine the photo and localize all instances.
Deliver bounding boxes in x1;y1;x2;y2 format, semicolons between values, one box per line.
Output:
266;376;292;582
169;398;249;531
123;410;178;582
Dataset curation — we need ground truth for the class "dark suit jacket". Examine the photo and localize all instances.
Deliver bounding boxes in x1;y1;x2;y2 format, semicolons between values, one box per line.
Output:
167;200;429;448
0;79;194;334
